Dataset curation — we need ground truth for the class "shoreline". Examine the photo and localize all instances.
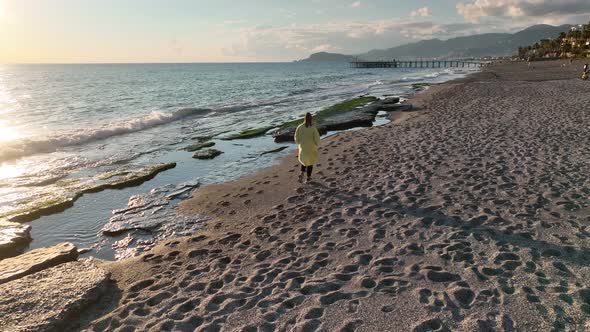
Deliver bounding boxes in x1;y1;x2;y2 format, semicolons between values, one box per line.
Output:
7;66;472;261
3;59;590;331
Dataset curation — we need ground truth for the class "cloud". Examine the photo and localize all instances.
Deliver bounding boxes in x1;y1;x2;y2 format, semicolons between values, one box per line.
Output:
222;19;247;25
278;8;296;19
411;7;432;17
350;1;362;8
311;44;340;52
221;19;497;61
457;0;590;23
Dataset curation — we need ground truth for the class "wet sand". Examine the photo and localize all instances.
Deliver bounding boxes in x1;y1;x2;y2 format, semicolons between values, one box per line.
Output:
79;60;590;332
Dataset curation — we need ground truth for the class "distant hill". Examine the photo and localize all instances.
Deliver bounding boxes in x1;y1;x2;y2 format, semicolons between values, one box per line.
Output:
299;24;573;61
297;52;356;62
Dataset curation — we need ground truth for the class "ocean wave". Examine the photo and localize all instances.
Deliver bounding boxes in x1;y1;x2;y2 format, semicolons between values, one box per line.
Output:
367;80;385;88
287;88;316;96
399;71;448;83
0;107;210;162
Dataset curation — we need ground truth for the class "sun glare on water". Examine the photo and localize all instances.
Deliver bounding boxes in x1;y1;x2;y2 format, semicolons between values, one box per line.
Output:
0;122;26;180
0;162;24;180
0;126;21;142
0;121;22;142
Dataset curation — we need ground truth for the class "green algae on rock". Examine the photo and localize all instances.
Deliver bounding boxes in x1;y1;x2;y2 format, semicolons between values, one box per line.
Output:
191;135;214;141
184;141;215;152
259;146;289;156
224;126;275;140
280;95;378;130
96;170;132;180
91;163;177;191
273;96;380;143
0;163;176;223
218;96;381;143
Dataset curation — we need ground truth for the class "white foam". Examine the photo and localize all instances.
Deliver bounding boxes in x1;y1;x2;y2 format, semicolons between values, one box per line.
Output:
0;108;210;161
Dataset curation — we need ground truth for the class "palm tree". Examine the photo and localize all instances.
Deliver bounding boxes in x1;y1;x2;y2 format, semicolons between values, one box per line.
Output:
563;42;572;55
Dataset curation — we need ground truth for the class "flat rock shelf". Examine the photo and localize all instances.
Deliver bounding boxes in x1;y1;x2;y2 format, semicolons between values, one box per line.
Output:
0;261;111;332
0;220;32;259
0;242;78;284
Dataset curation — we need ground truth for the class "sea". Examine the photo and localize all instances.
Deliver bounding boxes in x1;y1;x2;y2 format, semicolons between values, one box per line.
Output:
0;62;477;260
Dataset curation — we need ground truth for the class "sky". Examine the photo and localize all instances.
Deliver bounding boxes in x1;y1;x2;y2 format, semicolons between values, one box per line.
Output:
0;0;589;63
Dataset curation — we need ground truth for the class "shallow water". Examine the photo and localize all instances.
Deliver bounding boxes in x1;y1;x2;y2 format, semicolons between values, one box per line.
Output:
0;62;477;259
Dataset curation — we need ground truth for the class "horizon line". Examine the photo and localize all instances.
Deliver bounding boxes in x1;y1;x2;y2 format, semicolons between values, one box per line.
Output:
0;61;302;65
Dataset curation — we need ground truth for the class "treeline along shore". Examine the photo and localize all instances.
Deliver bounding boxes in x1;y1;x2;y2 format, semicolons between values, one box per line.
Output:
1;59;589;331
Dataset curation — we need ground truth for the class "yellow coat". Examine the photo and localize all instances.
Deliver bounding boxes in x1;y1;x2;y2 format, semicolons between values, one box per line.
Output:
294;124;320;166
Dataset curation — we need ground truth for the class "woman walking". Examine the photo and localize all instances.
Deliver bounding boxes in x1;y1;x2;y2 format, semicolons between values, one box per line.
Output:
294;112;320;183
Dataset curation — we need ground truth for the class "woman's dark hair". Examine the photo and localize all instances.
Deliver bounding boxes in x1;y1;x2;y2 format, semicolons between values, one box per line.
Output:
304;113;312;127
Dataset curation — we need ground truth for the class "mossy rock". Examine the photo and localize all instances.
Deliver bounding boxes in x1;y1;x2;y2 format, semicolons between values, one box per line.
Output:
224;126;275;140
191;135;213;142
412;83;432;90
54;178;81;187
97;163;176;190
259;146;288;156
0;196;76;223
96;171;131;180
192;149;223;160
2;163;177;223
279;96;378;131
184;141;215;152
273;96;379;143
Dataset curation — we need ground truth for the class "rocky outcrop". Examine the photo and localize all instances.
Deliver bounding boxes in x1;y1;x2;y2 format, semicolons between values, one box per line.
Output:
259;146;289;156
184;141;215;152
193;149;224;160
273;98;415;143
273;96;381;143
272;115;375;143
100;181;205;259
369;96;413;112
224;126;275;140
0;242;78;284
0;220;32;259
2;163;177;223
382;97;401;104
220;96;411;144
0;260;111;332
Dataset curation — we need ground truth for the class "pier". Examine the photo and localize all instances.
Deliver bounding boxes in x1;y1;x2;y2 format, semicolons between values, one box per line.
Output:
350;59;483;69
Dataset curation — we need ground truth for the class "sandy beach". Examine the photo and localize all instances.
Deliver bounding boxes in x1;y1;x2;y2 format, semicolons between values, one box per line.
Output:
4;60;590;331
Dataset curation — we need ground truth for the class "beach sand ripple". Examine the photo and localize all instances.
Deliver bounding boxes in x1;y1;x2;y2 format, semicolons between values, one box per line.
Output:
78;61;590;332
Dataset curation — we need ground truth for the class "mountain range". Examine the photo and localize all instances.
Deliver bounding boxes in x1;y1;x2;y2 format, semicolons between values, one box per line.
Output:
299;24;573;61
